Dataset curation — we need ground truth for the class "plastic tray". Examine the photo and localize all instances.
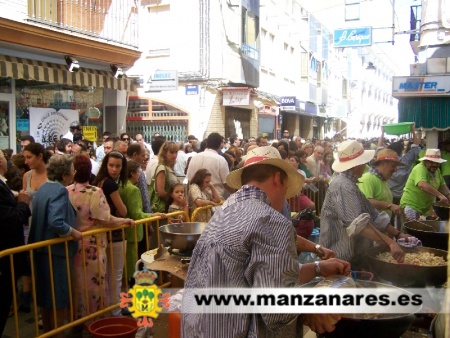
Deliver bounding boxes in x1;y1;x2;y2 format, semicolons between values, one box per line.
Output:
383;122;413;135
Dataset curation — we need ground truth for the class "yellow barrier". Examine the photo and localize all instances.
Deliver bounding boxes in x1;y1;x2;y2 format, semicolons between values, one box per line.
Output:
190;201;224;222
0;210;188;338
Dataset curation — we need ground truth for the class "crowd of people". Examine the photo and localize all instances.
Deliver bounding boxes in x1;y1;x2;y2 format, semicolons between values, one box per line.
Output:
1;123;450;337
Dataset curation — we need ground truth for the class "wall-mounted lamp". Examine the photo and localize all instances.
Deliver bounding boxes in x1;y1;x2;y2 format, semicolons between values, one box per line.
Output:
65;56;79;72
366;62;376;70
111;64;124;79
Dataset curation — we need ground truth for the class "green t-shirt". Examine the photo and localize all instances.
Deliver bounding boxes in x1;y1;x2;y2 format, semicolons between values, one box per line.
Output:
357;171;393;217
440;151;450;176
400;162;445;215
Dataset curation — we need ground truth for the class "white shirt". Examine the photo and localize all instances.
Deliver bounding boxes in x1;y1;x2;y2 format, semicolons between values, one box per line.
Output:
145;158;159;185
62;130;74;141
90;158;100;176
186;148;230;199
306;155;321;177
96;145;105;164
174;150;188;177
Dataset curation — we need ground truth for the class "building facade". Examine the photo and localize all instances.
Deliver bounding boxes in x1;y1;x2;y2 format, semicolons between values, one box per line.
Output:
0;0;140;150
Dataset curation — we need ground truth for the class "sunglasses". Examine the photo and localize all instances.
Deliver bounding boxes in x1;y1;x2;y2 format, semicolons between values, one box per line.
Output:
122;137;130;141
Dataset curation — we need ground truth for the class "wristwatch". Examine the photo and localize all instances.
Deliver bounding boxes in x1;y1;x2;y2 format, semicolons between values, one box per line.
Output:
315;244;324;258
314;261;321;277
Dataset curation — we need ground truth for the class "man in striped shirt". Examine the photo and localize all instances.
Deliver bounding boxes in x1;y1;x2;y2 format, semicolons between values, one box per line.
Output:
319;140;406;267
182;146;350;337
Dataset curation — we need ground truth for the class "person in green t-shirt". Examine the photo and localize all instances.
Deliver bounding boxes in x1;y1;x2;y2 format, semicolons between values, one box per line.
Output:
439;139;450;189
400;149;450;220
358;149;405;218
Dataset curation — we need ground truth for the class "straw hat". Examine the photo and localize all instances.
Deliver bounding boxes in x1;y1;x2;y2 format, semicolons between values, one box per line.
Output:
226;146;305;199
332;140;375;173
418;149;447;163
372;148;405;166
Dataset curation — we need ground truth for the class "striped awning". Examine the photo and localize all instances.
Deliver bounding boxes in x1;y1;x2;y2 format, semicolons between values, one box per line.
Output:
0;54;133;91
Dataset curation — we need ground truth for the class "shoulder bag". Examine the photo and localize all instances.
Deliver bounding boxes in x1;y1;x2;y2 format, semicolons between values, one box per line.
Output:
149;164;169;212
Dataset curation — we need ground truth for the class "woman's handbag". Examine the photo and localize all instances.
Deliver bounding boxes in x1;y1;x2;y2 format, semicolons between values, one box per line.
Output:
148;164;169;212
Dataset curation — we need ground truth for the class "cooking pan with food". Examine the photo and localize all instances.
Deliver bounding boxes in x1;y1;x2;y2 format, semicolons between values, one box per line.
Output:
363;245;447;287
301;278;417;338
404;220;448;251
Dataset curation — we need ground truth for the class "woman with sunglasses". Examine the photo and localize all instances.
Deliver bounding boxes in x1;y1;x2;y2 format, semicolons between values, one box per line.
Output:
120;133;131;144
93;151;129;316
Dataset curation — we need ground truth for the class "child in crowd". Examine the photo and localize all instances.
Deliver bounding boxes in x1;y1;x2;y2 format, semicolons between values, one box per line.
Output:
167;182;188;223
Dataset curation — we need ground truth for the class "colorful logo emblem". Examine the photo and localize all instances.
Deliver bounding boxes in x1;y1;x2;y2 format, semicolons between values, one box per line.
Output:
120;268;170;327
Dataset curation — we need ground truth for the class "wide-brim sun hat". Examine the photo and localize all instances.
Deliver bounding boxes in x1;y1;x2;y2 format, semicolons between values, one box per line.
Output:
372;148;405;167
419;149;447;163
226;146;305;199
332;140;375;173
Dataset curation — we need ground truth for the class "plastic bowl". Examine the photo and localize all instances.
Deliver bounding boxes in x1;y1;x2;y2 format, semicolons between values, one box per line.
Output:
383;122;413;135
88;317;138;338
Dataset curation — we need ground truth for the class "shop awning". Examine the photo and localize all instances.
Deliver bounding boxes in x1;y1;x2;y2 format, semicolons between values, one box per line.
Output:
398;97;450;131
0;54;133;91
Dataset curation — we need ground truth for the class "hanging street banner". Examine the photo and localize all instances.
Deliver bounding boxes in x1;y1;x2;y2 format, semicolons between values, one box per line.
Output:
333;27;372;47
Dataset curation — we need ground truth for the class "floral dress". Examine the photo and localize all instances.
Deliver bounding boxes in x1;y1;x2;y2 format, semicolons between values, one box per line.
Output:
67;182;111;319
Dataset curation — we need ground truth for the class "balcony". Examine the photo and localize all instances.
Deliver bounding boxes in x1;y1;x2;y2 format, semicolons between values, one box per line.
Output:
26;0;138;48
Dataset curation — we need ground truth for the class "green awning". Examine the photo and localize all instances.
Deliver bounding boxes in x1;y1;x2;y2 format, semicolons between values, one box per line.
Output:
398;97;450;131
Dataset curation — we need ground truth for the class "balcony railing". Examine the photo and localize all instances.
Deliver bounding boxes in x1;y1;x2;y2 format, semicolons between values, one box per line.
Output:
27;0;139;48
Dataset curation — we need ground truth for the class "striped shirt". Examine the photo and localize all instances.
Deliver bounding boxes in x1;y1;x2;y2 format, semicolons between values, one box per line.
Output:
319;171;382;265
182;185;302;338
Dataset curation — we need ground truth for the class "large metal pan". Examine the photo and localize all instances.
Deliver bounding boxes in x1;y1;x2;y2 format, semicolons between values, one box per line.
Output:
159;222;207;251
363;245;448;287
404;220;449;251
433;202;450;220
301;279;416;338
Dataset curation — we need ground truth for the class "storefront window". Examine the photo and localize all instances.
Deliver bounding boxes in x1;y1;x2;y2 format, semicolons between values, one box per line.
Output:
0;99;10;149
14;86;103;148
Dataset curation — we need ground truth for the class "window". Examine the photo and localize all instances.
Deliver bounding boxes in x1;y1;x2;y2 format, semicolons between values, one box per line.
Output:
241;7;259;49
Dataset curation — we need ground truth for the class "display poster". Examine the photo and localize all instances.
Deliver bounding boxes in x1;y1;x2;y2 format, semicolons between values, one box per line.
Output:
29;108;79;147
82;126;98;142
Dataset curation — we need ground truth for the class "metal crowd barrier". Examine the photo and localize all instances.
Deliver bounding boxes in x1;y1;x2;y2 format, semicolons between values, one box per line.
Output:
0;211;188;338
288;182;328;217
190;201;224;222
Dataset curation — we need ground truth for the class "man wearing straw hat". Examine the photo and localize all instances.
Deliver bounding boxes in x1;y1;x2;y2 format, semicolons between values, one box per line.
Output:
358;148;405;217
400;149;450;221
319;140;407;267
182;146;350;337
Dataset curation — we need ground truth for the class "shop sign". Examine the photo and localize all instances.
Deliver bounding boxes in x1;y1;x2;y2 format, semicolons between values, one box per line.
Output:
258;105;277;115
280;96;296;111
393;76;450;97
185;85;199;95
146;70;178;92
222;88;250;106
83;126;98;142
333;27;372;48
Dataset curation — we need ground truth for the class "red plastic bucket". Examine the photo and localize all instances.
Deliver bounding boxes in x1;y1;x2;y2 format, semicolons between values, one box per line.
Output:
88;317;138;338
